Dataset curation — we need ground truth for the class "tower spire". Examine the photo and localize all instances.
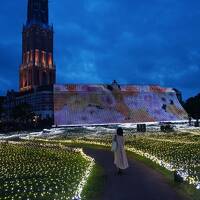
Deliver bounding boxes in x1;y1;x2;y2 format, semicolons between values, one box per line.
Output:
19;0;55;92
27;0;49;25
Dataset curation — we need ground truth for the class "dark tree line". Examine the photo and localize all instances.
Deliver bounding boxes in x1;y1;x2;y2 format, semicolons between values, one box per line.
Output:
0;103;53;132
0;102;3;120
184;93;200;120
12;103;35;123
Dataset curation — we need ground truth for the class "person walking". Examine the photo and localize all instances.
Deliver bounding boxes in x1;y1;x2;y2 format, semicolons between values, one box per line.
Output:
112;127;129;175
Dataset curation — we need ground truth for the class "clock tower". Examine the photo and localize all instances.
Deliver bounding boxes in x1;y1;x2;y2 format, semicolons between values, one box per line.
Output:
19;0;56;92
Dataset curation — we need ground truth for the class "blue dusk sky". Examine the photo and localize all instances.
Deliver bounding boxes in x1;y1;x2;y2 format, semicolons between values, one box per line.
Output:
0;0;200;99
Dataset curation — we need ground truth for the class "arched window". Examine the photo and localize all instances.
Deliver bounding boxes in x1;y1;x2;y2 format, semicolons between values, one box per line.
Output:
42;72;48;85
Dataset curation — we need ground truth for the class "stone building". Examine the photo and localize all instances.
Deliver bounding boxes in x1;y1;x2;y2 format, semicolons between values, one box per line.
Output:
4;0;55;120
20;0;56;91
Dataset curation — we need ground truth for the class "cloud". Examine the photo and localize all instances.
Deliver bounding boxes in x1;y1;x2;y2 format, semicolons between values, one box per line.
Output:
85;0;114;13
0;76;11;86
0;42;20;93
57;50;102;84
0;0;200;99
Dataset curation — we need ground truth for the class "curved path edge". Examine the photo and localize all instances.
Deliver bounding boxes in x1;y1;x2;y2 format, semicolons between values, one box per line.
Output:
83;148;188;200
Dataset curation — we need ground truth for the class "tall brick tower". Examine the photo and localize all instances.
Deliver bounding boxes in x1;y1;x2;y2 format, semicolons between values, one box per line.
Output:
19;0;56;92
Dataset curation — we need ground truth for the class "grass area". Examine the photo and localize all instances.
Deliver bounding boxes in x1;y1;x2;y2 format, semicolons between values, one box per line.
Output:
82;164;105;200
23;134;200;200
126;150;200;200
47;140;200;200
0;142;93;200
67;132;200;189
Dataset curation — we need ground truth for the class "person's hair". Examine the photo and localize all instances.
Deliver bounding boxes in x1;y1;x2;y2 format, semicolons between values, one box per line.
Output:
117;127;123;136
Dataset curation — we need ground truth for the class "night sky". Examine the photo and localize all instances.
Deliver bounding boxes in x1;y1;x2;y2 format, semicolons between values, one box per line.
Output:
0;0;200;99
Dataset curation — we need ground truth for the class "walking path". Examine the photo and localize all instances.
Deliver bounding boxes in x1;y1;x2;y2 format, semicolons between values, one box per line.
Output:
84;148;187;200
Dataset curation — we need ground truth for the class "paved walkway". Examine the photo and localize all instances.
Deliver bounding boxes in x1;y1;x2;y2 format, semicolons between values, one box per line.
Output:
84;148;187;200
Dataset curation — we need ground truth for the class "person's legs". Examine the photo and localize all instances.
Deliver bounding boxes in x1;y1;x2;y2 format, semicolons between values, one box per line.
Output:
117;168;122;175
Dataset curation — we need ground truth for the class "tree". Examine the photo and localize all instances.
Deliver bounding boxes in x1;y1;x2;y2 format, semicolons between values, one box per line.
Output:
12;103;35;123
0;102;3;119
0;98;5;121
184;93;200;120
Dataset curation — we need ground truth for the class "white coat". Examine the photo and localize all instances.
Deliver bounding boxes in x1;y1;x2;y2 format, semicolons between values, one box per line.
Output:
114;135;129;169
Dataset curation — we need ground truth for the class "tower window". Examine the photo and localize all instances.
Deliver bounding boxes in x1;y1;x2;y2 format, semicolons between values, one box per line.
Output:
26;52;30;64
30;50;33;62
41;1;47;11
42;51;46;67
33;1;39;10
23;53;26;64
48;53;52;67
35;49;39;65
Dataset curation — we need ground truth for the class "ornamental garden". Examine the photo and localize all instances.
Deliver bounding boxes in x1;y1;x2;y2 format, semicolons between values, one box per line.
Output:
0;142;94;200
0;126;199;199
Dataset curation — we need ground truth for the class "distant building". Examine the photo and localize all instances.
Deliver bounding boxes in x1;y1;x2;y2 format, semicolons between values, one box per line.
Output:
3;90;18;121
0;96;5;105
4;86;53;120
4;0;55;120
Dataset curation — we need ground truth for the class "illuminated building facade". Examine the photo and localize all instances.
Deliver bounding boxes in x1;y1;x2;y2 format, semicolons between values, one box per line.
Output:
4;0;55;120
20;0;56;92
54;84;188;126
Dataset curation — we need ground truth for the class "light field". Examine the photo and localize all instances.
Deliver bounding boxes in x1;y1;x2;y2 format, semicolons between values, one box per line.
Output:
126;134;200;188
0;143;93;200
69;131;200;189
